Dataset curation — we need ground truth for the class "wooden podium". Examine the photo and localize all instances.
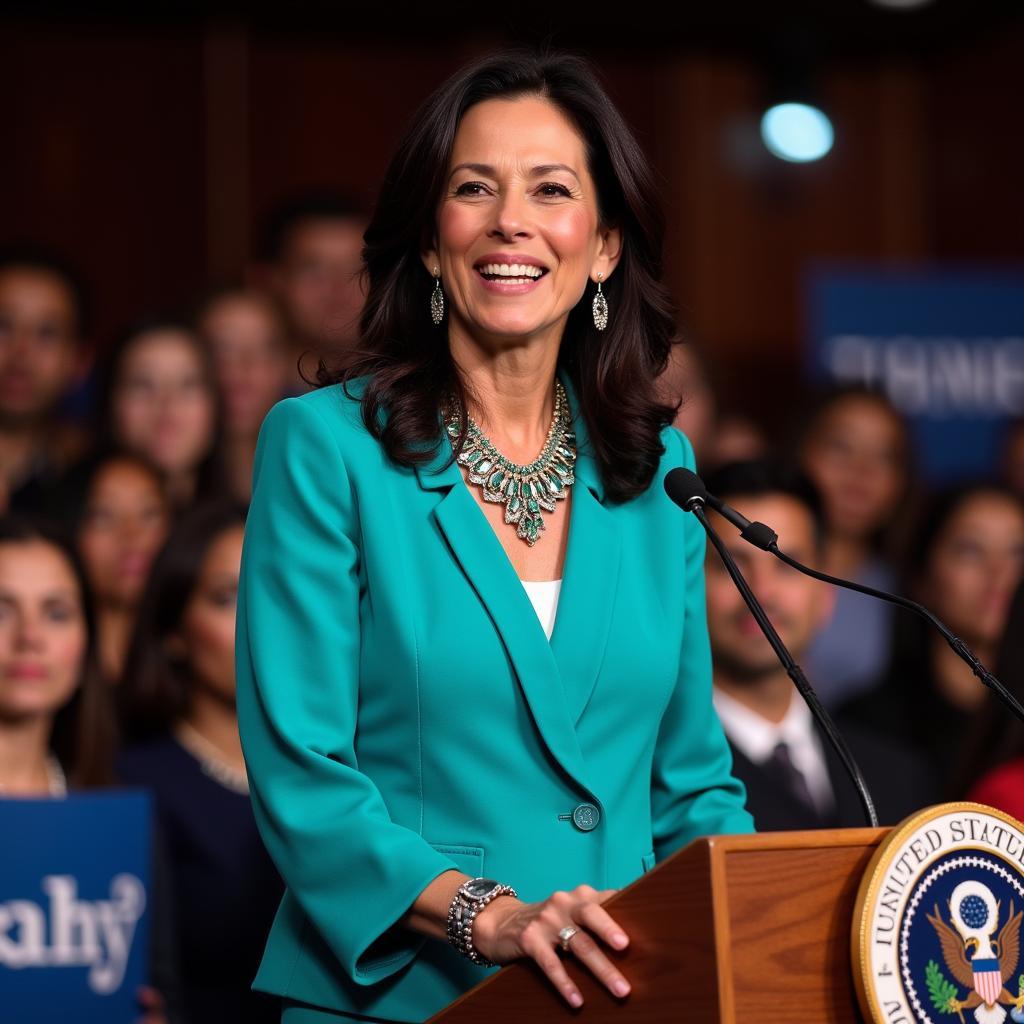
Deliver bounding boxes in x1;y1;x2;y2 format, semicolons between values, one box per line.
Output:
429;828;889;1023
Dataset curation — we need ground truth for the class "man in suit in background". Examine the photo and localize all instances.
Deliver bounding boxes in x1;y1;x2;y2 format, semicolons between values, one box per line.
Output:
703;459;935;831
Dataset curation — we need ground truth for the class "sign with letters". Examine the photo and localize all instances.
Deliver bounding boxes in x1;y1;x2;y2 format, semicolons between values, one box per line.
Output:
0;790;152;1023
806;271;1024;482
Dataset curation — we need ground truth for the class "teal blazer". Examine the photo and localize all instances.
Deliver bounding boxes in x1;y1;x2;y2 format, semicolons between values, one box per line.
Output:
234;371;755;1023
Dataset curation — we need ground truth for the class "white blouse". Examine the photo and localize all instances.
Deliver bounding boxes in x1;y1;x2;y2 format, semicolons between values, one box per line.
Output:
520;578;563;640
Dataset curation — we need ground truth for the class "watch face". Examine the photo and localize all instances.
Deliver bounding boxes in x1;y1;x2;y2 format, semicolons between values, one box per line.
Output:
464;878;499;899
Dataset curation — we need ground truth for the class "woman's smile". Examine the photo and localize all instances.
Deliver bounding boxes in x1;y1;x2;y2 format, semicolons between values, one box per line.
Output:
472;252;551;296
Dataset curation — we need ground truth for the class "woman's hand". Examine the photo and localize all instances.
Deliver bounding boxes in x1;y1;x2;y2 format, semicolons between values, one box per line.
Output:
472;885;630;1008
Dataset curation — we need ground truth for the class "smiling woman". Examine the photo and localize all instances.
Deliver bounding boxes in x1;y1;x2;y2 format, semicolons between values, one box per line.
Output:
235;46;754;1024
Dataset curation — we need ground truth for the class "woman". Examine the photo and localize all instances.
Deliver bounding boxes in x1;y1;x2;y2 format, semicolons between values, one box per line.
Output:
958;581;1024;813
116;500;284;1023
0;517;113;792
235;48;754;1024
195;286;292;503
0;515;173;1023
93;317;228;512
72;451;173;684
840;484;1024;794
797;385;915;709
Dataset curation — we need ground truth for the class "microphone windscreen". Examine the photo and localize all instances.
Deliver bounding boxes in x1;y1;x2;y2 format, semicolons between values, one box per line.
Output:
663;466;707;509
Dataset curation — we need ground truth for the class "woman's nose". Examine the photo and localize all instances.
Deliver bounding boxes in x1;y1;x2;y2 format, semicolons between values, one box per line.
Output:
14;614;46;651
490;190;531;238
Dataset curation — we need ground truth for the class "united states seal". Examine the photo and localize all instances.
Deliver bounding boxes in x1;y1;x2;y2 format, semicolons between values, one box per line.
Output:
853;803;1024;1024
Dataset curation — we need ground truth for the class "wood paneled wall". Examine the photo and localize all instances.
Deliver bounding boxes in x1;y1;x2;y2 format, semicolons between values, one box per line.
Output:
3;19;1021;425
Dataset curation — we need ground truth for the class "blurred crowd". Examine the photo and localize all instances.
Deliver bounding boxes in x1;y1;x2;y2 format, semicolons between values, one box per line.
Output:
0;193;368;1024
662;345;1024;836
3;192;1024;1023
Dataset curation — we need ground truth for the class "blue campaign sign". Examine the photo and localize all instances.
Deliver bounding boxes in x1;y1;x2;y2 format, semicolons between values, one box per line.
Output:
0;789;152;1024
805;269;1024;482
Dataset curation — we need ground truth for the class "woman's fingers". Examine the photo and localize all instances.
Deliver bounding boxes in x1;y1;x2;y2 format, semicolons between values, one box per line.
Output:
522;928;585;1008
561;927;631;998
576;900;630;950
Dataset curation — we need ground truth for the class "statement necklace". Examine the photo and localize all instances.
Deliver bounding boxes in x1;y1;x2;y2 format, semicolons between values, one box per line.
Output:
444;378;577;547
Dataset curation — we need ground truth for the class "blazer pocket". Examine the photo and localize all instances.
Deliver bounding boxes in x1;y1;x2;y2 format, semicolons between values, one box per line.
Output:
641;850;656;874
430;843;485;879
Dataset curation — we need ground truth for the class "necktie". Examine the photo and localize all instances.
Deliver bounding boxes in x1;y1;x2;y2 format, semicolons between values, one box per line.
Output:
768;739;819;818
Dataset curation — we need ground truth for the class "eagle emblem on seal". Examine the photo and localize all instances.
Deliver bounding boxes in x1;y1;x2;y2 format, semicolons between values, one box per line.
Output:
927;880;1024;1024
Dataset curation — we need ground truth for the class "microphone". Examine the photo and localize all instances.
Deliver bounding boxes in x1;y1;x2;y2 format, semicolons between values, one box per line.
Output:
667;467;1024;726
665;468;778;549
664;466;879;827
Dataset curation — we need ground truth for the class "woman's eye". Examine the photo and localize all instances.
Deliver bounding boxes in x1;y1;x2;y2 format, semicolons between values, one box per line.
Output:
538;182;571;197
454;182;488;197
45;603;77;622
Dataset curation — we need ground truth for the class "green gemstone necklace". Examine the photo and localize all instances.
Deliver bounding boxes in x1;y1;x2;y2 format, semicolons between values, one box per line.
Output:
444;378;577;547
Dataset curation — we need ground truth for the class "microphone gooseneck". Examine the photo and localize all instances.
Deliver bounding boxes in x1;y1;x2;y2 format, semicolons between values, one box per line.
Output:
664;467;879;828
768;542;1024;725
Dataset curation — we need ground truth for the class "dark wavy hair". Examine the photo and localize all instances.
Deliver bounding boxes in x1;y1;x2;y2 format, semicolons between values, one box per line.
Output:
0;516;114;787
314;46;681;504
117;498;248;739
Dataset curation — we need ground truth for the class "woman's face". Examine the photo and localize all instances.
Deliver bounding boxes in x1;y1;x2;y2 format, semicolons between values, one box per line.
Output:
924;493;1024;648
802;395;907;541
77;460;171;607
111;329;218;475
423;94;621;350
0;540;87;722
199;293;289;434
174;525;243;707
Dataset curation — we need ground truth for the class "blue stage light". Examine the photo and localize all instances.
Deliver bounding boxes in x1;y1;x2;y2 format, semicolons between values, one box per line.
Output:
760;102;834;163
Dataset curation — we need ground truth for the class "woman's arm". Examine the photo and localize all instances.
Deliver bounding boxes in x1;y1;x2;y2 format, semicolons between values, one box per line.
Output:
649;428;756;859
235;397;468;986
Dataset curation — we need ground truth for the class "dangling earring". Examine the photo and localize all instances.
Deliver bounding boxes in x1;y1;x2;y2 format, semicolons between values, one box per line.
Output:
430;266;445;325
592;272;609;331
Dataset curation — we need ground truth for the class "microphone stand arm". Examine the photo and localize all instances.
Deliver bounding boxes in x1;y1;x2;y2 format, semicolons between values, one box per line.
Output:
760;538;1024;726
692;503;879;828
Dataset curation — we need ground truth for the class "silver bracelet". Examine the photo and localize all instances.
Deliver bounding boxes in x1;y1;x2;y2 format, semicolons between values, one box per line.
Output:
447;877;518;967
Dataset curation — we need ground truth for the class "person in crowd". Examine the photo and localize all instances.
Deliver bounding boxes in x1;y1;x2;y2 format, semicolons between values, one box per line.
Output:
706;412;769;471
235;47;754;1024
0;249;93;515
704;459;934;830
656;341;717;466
656;342;768;473
254;192;370;393
68;451;172;684
1000;417;1024;502
116;500;284;1024
0;515;174;1023
195;287;292;502
840;484;1024;795
960;581;1024;815
93;317;227;512
796;384;915;709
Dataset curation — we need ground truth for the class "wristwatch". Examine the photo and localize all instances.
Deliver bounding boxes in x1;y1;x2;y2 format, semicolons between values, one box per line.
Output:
447;876;518;967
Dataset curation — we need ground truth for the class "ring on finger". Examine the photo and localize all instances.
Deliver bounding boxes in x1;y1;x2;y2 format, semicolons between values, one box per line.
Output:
558;925;579;952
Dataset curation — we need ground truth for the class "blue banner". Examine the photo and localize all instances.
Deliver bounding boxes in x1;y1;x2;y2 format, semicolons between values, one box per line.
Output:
806;270;1024;482
0;790;152;1024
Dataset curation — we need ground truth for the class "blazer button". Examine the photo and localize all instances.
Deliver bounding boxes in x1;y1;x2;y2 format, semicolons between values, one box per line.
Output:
571;803;600;832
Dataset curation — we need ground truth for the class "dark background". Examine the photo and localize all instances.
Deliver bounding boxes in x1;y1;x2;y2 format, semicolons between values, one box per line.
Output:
4;0;1023;427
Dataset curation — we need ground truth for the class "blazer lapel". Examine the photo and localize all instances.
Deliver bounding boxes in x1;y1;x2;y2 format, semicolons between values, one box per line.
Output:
415;378;604;799
550;378;621;726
